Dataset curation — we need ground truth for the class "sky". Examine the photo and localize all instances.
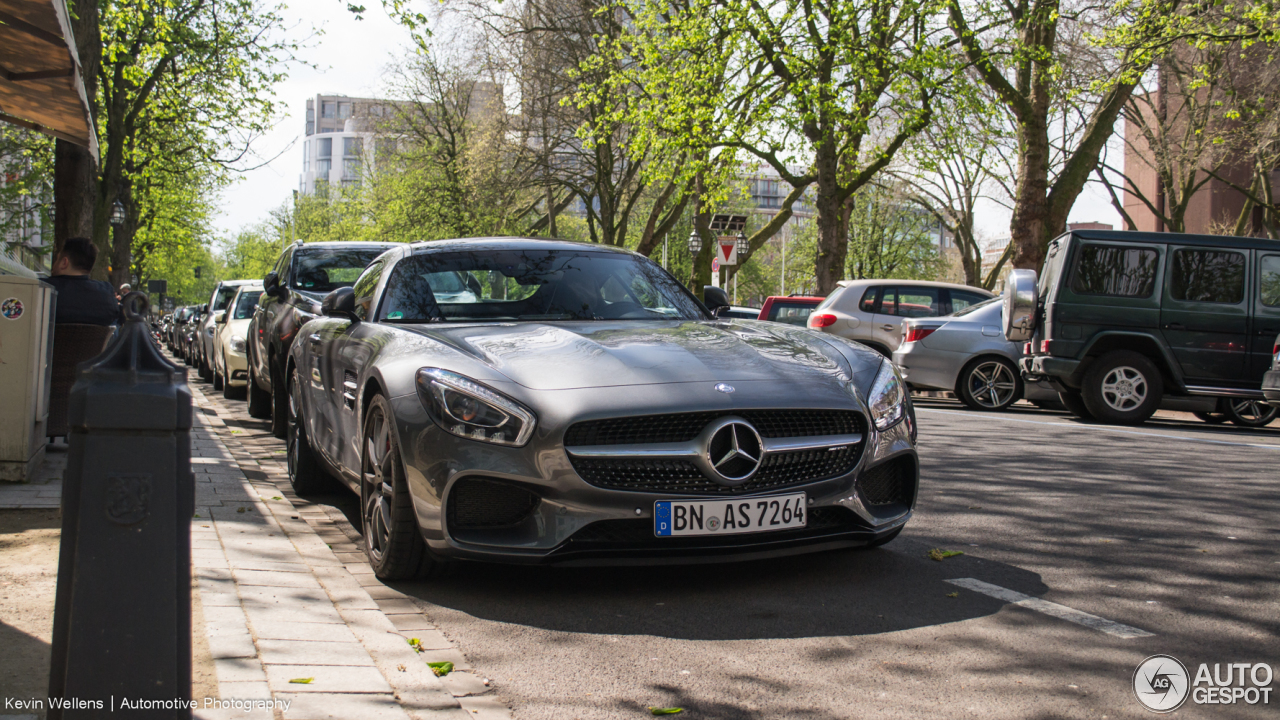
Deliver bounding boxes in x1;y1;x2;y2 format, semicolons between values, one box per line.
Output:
208;4;1122;248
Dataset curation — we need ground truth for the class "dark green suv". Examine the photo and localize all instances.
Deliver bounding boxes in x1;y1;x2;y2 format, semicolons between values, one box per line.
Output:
1004;230;1280;425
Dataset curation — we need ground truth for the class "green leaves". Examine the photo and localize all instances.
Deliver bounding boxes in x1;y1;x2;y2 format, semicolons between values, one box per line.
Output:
928;548;964;561
427;661;454;677
649;708;684;715
288;677;314;684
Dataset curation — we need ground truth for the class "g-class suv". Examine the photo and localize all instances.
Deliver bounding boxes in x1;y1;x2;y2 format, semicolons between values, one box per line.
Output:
1006;229;1280;425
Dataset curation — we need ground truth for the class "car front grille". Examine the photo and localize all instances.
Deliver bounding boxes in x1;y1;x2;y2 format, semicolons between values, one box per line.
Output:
860;456;912;506
564;409;861;446
565;410;865;495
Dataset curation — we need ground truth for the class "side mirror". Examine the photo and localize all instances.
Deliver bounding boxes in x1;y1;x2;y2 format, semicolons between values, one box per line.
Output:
1003;269;1039;342
702;285;730;316
321;287;357;321
213;311;227;324
263;272;282;298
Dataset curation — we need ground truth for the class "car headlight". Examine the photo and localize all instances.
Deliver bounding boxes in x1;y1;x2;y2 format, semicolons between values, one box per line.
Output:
867;361;906;431
416;368;535;447
230;336;246;353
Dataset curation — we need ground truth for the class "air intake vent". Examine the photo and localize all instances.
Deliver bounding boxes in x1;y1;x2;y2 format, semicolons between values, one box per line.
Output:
860;457;912;506
448;479;539;529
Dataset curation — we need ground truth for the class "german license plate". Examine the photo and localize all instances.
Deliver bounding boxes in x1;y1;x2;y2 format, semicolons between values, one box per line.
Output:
654;493;807;537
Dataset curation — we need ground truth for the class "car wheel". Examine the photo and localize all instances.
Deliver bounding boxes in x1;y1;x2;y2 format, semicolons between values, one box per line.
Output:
956;357;1022;411
270;360;288;439
1057;391;1093;419
247;364;271;418
1221;398;1278;428
1081;351;1163;425
287;368;333;494
1193;411;1228;425
199;356;212;381
212;360;224;391
361;394;442;580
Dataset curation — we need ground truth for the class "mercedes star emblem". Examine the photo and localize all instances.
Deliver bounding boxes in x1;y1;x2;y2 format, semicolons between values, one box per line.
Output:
715;383;735;394
704;420;764;485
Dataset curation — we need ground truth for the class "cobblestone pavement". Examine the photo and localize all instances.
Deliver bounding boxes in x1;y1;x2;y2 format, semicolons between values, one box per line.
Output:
185;363;512;720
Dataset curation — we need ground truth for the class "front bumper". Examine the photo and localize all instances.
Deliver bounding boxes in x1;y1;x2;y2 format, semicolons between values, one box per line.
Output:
388;383;918;566
1264;370;1280;408
224;349;249;387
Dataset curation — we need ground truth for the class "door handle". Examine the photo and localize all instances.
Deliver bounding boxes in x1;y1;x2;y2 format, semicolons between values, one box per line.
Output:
1164;323;1184;330
881;324;895;332
307;334;322;346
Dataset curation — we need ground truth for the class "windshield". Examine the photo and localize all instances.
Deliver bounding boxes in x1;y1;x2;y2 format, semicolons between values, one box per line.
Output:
378;249;708;323
232;290;263;320
211;286;238;312
950;296;1001;318
293;248;388;293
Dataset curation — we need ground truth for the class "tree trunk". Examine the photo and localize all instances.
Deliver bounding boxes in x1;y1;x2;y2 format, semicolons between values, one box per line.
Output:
1010;114;1052;271
813;145;847;295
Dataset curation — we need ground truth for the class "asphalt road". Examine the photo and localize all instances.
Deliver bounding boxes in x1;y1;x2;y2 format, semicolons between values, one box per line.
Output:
278;397;1280;719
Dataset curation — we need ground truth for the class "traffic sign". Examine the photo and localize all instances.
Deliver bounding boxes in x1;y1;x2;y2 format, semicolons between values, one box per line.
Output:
717;237;737;265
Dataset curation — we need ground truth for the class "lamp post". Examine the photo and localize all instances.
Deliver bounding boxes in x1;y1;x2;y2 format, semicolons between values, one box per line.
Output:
686;228;702;256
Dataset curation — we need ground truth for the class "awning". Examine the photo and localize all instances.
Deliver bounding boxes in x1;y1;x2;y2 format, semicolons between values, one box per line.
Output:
0;0;98;159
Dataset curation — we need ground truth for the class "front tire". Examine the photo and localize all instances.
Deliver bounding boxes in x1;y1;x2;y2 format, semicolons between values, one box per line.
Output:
199;354;213;381
361;395;441;581
212;355;224;391
1081;351;1163;425
1222;398;1278;427
287;367;333;494
956;357;1022;411
247;363;271;418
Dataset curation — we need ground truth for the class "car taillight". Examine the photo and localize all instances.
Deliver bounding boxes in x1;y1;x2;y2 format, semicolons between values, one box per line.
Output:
811;313;837;328
1023;342;1033;355
904;327;936;343
1040;340;1050;354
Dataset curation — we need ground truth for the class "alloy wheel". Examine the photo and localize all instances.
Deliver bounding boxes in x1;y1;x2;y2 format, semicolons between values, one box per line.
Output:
1100;366;1147;412
1228;399;1278;427
363;409;395;564
967;361;1017;409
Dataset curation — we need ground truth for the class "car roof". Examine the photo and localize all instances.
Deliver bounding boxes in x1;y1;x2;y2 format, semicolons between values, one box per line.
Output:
764;295;823;302
215;279;257;288
406;237;636;256
834;279;994;293
1065;229;1280;251
293;241;401;250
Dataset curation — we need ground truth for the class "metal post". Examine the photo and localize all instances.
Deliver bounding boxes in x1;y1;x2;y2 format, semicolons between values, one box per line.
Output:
47;292;193;720
663;238;668;270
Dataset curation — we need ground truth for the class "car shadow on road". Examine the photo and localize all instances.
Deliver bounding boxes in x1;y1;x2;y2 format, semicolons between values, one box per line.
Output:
389;536;1043;642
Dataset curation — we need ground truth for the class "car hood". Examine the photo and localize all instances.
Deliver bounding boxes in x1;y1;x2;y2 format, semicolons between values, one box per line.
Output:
400;320;871;391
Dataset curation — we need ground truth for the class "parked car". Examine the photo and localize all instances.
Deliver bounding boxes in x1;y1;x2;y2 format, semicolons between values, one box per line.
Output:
247;240;399;437
758;295;823;326
197;280;258;382
212;284;264;399
893;297;1059;411
288;238;917;578
179;305;205;364
1008;229;1280;425
1191;397;1279;427
807;280;994;356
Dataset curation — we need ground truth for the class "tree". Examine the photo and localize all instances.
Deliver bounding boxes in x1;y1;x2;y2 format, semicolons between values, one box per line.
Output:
92;0;300;286
606;0;950;293
0;127;54;262
845;182;944;280
943;0;1215;269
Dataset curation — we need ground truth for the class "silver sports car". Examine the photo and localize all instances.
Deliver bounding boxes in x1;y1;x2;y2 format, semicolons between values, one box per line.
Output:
288;238;919;579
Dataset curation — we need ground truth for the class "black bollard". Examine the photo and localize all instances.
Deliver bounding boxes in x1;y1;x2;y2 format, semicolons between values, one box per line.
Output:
47;291;194;719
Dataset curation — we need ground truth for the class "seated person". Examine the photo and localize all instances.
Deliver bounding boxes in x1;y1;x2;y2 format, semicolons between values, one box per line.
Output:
42;238;120;326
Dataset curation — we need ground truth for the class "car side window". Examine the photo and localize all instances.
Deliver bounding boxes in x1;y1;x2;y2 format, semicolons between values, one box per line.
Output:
882;286;940;318
1259;255;1280;307
859;287;880;313
274;247;295;289
1070;244;1158;298
950;290;989;313
1170;248;1245;304
352;259;384;320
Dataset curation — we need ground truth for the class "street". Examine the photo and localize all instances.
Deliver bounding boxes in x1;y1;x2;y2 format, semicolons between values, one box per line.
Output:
201;386;1280;720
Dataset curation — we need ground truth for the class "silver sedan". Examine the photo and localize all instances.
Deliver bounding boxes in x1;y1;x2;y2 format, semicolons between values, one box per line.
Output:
892;297;1058;411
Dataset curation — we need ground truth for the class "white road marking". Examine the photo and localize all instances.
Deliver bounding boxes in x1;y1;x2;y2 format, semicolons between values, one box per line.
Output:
917;408;1280;451
946;578;1155;639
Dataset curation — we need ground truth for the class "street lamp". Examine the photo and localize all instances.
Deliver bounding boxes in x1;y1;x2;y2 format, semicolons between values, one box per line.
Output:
109;200;126;228
686;229;702;256
736;232;749;257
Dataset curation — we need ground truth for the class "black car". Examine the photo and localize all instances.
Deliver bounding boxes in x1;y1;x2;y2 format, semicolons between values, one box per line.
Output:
1007;229;1280;425
246;240;399;436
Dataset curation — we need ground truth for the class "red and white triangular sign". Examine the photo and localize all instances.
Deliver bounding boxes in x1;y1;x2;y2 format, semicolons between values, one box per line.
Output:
718;239;737;265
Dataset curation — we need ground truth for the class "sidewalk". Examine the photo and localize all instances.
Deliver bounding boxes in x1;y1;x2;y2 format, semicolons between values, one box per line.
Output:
1;371;511;720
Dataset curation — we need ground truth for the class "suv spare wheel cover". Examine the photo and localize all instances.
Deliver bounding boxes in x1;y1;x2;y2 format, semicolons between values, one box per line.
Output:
1004;269;1038;343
